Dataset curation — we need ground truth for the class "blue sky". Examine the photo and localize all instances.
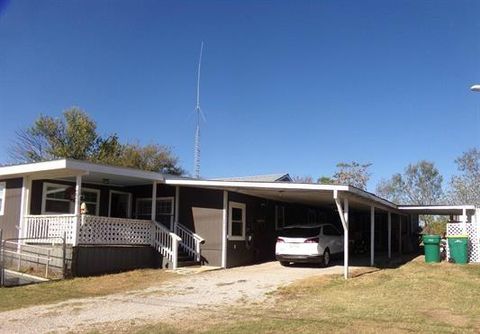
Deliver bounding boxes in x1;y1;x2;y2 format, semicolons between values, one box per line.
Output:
0;0;479;190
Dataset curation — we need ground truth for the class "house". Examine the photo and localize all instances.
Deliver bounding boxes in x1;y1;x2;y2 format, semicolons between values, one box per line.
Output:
0;159;478;278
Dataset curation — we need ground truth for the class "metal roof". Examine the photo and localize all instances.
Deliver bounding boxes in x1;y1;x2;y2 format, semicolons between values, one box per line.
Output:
212;173;292;182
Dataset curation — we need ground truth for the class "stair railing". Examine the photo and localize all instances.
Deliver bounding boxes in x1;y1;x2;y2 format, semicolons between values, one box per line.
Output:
174;223;205;263
151;220;182;269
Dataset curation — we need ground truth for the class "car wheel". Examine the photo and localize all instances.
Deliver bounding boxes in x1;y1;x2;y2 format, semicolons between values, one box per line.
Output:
280;261;291;267
322;249;331;267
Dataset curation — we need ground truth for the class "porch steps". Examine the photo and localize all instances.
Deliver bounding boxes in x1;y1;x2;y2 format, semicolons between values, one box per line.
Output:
177;249;200;268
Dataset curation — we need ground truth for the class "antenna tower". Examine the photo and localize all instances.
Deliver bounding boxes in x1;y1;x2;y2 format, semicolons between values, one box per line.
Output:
194;42;204;179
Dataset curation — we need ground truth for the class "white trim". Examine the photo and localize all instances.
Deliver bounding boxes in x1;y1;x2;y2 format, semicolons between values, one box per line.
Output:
0;182;5;216
19;177;31;239
333;190;349;279
221;191;228;268
228;201;246;241
166;178;349;191
41;182;100;216
398;205;476;211
343;198;349;279
165;178;398;210
0;160;68;178
74;175;82;215
275;205;286;230
108;190;132;218
0;159;165;181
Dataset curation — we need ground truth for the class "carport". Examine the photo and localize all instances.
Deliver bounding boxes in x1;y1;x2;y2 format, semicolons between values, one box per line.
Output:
165;179;410;279
398;205;479;263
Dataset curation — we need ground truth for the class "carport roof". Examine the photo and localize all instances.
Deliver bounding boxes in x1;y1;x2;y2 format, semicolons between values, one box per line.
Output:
163;177;400;212
397;205;476;215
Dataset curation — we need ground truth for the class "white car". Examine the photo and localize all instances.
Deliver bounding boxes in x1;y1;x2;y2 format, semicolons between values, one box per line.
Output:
275;224;343;266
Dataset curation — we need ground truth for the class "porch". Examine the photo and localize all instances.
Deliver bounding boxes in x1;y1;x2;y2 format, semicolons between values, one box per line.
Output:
11;160;205;271
22;213;204;270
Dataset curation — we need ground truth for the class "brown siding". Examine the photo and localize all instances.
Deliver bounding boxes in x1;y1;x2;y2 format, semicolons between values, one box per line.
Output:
0;178;23;240
179;187;223;267
72;245;162;277
227;192;275;267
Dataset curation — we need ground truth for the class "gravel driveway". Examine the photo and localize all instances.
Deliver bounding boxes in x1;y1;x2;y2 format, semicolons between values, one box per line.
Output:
0;262;349;333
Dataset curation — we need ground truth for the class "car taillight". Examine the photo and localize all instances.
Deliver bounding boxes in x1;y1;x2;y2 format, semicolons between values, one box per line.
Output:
304;237;319;243
277;237;285;243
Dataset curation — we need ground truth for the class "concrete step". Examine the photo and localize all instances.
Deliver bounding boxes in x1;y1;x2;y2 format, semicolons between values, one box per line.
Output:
177;260;200;267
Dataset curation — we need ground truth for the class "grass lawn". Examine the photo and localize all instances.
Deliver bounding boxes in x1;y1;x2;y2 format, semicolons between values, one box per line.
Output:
133;257;480;333
0;268;175;312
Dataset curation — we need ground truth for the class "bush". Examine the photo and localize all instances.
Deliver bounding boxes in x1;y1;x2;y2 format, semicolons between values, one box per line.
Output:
422;220;447;236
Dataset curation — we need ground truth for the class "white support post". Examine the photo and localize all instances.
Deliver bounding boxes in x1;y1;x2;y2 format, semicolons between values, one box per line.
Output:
174;186;180;231
333;190;349;279
18;176;31;240
72;175;82;246
462;208;467;235
221;191;228;269
172;237;178;270
343;198;349;279
370;206;375;266
151;181;157;223
388;212;392;259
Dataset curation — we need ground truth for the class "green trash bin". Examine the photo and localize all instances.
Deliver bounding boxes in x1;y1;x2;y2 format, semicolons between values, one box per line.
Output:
447;235;468;264
423;234;441;263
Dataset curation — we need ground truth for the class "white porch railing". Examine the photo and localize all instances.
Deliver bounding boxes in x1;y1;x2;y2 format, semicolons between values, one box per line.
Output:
24;214;77;244
174;223;205;262
152;220;181;269
78;215;153;245
24;214;185;270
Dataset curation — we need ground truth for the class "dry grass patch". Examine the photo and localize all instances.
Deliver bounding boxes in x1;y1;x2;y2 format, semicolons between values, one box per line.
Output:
129;257;480;333
0;268;175;312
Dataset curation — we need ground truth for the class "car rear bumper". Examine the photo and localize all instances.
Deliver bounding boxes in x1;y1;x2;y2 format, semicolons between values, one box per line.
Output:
276;254;323;263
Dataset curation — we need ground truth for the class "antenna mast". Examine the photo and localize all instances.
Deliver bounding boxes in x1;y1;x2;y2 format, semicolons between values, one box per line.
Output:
194;42;204;179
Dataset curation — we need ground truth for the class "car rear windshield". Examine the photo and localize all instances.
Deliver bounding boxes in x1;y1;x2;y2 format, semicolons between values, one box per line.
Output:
279;227;321;238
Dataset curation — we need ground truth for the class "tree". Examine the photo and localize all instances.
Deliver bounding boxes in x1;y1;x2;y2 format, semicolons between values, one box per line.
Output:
317;176;334;184
376;160;443;205
331;161;372;190
292;175;314;183
10;107;184;175
119;143;184;175
448;148;480;206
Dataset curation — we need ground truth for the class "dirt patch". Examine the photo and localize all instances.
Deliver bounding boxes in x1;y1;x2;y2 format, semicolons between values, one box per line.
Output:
0;262;348;333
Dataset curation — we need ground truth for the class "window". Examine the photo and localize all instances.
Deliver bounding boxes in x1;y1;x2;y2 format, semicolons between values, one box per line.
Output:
229;201;246;240
275;205;285;230
135;197;174;226
0;182;5;216
42;183;100;215
280;227;321;238
323;225;342;236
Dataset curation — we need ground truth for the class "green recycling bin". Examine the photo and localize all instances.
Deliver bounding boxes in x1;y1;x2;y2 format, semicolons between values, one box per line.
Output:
422;234;441;263
447;235;468;264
